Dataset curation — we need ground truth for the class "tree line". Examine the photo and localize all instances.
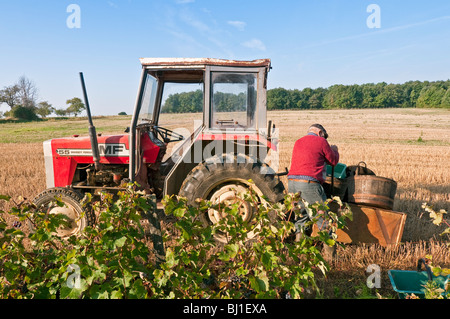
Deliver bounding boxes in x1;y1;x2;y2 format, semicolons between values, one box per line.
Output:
0;76;85;120
162;90;248;113
161;80;450;113
2;77;449;120
267;80;450;110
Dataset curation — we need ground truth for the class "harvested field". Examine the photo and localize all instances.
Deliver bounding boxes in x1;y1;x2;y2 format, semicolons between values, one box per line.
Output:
0;108;449;298
1;108;448;240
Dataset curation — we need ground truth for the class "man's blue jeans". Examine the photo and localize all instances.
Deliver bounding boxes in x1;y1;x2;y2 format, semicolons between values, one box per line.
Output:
288;180;327;205
288;180;328;233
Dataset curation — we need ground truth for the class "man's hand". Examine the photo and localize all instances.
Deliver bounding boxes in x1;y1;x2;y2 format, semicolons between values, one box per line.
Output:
330;145;338;152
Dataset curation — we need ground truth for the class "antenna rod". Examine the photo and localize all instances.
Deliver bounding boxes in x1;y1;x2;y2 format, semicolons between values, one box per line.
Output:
79;72;101;170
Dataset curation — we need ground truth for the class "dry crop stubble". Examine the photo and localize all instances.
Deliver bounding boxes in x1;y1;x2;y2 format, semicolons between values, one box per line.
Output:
0;143;45;201
273;108;449;241
0;108;449;242
0;108;449;297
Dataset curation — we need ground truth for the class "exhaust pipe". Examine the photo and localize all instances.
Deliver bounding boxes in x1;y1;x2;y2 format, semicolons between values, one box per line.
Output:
79;72;101;171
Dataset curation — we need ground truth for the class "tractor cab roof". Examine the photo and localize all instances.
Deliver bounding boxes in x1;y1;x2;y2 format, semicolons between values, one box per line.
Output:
139;57;271;70
139;58;271;83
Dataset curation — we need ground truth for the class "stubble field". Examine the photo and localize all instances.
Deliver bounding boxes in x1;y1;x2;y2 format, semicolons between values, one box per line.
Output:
0;108;449;298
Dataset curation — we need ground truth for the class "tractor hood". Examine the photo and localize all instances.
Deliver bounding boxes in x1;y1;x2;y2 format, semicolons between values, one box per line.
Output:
43;134;130;188
43;132;162;188
47;134;130;158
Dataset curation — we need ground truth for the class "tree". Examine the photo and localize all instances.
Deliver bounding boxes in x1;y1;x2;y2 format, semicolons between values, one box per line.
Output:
308;93;323;109
292;88;310;109
54;108;68;117
162;90;203;113
10;105;39;121
323;84;363;109
361;83;382;108
0;76;40;120
36;101;54;118
374;83;405;108
440;88;450;108
416;84;447;108
16;76;38;109
267;88;292;110
65;97;85;117
0;84;20;108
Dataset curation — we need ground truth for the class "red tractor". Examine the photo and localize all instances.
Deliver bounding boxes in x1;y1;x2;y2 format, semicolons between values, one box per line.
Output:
34;58;285;241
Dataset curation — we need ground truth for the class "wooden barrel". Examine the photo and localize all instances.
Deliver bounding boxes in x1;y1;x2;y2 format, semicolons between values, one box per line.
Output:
323;176;348;200
347;174;397;210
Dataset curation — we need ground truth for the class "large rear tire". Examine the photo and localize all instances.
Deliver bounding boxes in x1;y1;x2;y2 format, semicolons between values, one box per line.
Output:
178;154;285;242
32;187;94;238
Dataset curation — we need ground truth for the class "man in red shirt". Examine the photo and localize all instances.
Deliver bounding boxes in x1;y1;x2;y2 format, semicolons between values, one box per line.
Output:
288;124;339;251
288;123;339;199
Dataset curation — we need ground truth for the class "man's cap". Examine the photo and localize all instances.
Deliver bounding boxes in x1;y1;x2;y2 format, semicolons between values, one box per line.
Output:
309;124;328;139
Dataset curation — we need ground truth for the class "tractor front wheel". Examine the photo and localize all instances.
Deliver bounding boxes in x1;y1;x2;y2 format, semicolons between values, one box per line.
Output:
32;188;94;238
178;154;285;242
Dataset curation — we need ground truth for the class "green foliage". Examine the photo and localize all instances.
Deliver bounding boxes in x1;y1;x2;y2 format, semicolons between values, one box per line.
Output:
153;190;352;299
54;108;68;117
65;97;86;117
158;80;450;112
36;101;54;118
440;88;450;108
213;92;247;112
0;187;154;299
423;203;450;239
325;84;364;109
162;89;249;114
267;88;296;110
162;90;203;113
420;204;450;299
8;105;40;121
416;85;447;108
0;185;352;299
0;84;20;108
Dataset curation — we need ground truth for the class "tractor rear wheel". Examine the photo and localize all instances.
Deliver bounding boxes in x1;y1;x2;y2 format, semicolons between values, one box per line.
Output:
32;187;94;238
178;154;285;242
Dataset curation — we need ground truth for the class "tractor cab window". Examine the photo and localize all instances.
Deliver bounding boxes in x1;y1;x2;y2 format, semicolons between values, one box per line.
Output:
211;72;257;130
161;82;203;115
138;74;158;124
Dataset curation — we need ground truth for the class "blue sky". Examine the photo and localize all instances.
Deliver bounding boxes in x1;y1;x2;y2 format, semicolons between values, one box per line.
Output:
1;0;450;116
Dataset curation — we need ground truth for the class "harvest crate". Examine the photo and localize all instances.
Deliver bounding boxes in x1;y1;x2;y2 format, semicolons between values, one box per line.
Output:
388;269;449;299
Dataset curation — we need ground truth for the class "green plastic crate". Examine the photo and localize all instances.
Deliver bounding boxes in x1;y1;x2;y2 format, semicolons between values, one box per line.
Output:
326;163;347;179
388;270;449;299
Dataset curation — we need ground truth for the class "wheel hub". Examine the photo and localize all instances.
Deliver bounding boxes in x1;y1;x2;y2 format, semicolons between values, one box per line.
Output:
48;204;82;238
208;184;253;224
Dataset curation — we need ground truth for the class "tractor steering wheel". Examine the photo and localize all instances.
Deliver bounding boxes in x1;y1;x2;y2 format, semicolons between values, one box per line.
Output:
153;125;185;143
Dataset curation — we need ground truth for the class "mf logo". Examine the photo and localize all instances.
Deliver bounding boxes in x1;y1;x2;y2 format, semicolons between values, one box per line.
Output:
56;144;129;157
98;144;128;156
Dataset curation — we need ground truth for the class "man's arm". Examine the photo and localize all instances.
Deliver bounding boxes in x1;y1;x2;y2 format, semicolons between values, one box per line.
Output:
323;142;339;166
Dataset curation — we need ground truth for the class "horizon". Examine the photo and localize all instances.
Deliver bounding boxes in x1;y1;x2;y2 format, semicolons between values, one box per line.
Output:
1;1;450;116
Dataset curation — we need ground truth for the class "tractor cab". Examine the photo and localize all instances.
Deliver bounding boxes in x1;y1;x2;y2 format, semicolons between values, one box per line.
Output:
134;58;270;131
130;58;277;197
